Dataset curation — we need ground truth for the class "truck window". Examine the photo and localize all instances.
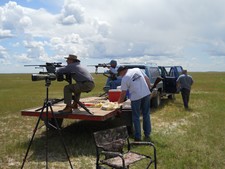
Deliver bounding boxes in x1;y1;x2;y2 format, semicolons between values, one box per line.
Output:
140;68;146;74
176;66;183;75
149;67;160;78
169;68;175;77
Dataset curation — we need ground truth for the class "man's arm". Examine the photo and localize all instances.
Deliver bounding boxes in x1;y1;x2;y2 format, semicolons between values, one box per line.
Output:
140;69;151;90
144;75;152;90
176;77;181;89
57;65;71;74
118;90;127;104
176;81;180;88
109;67;118;75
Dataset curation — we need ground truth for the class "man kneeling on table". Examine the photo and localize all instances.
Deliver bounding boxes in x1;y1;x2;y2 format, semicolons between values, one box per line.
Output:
57;54;95;113
117;66;152;141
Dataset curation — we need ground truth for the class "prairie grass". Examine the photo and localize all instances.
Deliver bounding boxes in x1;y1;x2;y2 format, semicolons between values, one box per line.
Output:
0;72;225;169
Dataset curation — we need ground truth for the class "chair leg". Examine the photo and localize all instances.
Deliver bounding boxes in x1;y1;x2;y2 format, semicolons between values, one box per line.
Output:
154;147;157;169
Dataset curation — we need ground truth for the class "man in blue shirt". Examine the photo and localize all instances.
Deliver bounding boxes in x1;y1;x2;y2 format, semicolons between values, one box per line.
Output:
104;60;121;90
176;70;194;109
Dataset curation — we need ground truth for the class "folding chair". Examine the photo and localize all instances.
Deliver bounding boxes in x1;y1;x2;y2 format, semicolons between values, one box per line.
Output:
93;126;157;169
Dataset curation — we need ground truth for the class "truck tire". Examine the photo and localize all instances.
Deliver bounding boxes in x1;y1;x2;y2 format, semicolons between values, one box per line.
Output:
151;91;161;108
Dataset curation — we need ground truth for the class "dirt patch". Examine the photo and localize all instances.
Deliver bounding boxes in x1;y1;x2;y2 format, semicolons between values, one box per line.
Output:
152;112;200;135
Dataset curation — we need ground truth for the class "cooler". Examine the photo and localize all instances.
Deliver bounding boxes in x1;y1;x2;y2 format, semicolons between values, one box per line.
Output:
108;89;121;102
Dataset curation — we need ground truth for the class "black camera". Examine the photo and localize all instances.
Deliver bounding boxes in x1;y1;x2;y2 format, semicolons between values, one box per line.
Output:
32;73;56;81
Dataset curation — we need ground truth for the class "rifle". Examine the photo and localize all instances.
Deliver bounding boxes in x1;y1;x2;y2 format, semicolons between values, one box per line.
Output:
88;63;110;74
24;62;64;74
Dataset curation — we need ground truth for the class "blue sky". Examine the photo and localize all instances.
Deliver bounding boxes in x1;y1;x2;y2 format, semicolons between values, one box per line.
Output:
1;0;225;73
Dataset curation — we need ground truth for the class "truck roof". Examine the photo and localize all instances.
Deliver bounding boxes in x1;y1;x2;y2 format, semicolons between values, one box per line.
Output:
119;63;158;67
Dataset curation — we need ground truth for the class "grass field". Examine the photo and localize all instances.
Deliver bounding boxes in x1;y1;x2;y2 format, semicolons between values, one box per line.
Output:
0;72;225;169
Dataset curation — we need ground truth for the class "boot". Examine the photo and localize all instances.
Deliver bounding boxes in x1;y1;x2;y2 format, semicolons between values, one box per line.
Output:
59;105;72;113
71;101;78;109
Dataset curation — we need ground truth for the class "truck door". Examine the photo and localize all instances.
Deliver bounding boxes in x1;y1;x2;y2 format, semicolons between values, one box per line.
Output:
163;76;177;93
163;66;183;93
163;66;179;93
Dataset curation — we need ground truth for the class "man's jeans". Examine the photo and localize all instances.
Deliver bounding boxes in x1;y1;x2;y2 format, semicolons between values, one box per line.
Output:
64;81;95;105
131;95;151;139
181;88;190;108
105;77;122;89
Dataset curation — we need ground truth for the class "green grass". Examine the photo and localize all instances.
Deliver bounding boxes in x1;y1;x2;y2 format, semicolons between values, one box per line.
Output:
0;72;225;168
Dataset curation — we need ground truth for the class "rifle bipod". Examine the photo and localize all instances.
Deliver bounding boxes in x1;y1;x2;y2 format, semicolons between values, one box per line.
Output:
21;78;73;169
71;96;94;115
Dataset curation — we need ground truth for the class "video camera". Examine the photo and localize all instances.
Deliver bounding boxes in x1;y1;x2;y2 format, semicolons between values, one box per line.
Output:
25;62;67;82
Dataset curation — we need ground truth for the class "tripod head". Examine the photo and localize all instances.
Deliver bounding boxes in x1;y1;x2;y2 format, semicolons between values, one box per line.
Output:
44;77;52;87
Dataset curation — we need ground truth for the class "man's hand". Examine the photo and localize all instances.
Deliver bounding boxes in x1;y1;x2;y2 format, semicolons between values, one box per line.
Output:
117;91;127;104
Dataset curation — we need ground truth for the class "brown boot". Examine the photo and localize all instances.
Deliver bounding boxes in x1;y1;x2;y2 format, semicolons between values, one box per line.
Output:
59;105;72;113
72;101;78;109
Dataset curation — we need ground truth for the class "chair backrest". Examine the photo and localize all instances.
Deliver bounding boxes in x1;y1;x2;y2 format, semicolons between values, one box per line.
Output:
93;126;129;152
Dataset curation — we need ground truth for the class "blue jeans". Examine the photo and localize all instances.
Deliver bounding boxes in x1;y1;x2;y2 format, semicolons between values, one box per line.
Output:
131;95;151;139
105;77;122;89
181;88;190;108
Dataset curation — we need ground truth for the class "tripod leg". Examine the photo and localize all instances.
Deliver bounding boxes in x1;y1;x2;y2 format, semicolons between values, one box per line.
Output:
49;103;74;169
45;104;49;168
51;98;64;105
74;99;93;115
99;91;107;97
71;95;93;115
21;102;46;169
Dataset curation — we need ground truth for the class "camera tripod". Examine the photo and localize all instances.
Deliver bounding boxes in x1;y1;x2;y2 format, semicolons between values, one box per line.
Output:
21;78;73;169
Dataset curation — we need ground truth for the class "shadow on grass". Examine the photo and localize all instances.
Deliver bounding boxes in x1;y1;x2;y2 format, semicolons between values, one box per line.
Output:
20;118;127;163
150;98;176;113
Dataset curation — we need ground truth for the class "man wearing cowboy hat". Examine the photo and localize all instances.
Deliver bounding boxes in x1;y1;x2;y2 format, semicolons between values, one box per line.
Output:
57;54;95;113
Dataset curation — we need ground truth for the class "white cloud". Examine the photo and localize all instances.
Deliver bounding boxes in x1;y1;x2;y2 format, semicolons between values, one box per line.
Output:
17;53;33;62
1;0;225;72
0;29;13;38
0;45;9;64
19;16;32;27
59;0;85;25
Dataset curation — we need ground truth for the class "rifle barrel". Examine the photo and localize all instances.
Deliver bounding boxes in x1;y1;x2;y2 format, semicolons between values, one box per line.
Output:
24;65;46;67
